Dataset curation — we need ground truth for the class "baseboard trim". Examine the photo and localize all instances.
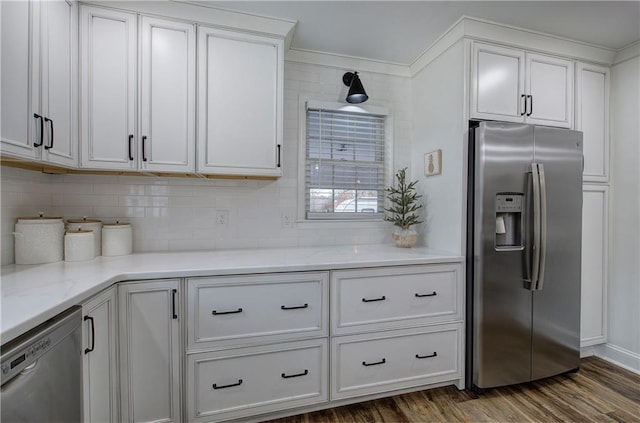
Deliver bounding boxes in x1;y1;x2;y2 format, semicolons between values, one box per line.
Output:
594;343;640;375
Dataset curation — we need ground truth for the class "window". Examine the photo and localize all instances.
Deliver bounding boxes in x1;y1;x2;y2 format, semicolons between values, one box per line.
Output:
304;102;388;220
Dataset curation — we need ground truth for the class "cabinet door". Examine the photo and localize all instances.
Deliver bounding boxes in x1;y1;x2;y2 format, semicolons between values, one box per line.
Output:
40;0;78;167
525;53;574;128
140;16;195;173
470;42;525;123
119;280;181;423
82;287;118;423
576;63;609;182
581;185;608;347
80;5;137;170
0;0;40;159
197;27;283;177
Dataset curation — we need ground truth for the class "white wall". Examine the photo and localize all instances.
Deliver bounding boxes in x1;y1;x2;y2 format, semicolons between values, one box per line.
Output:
411;40;466;254
607;54;640;365
0;62;412;265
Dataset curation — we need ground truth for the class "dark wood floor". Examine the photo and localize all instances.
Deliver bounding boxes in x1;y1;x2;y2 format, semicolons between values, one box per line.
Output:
263;357;640;423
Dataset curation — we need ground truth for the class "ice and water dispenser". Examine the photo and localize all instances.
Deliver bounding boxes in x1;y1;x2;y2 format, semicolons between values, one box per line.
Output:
495;194;524;250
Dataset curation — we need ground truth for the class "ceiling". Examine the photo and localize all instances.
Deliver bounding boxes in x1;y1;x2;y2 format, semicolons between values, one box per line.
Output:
197;1;640;65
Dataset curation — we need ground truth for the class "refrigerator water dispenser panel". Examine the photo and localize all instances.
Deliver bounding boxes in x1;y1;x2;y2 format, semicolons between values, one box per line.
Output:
495;194;524;250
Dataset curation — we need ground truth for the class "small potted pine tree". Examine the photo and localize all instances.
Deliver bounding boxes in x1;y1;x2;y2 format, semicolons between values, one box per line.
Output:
384;167;423;247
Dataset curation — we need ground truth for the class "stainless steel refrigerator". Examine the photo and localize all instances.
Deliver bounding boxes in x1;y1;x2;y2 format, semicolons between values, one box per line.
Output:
466;121;583;390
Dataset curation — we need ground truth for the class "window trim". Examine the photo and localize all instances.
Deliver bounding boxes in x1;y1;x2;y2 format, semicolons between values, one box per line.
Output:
297;96;394;223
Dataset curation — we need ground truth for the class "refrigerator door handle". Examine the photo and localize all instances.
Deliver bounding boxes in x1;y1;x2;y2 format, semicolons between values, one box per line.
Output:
536;163;548;290
530;163;541;289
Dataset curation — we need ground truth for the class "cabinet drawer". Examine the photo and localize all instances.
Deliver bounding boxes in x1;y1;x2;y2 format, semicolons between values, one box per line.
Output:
187;339;328;422
187;272;328;350
331;324;462;399
331;264;462;335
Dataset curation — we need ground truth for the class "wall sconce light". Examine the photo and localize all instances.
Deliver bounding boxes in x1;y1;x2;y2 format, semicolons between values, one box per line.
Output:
342;71;368;104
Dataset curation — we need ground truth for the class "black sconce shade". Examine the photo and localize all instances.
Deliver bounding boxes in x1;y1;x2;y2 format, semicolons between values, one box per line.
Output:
343;71;368;104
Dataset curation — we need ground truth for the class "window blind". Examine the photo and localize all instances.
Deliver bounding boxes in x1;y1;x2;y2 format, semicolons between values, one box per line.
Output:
305;107;386;219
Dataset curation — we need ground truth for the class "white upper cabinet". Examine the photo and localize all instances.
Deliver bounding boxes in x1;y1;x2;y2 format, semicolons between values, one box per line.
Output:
1;0;77;166
80;5;137;170
525;53;574;127
471;43;525;121
80;7;195;173
576;62;610;182
1;1;36;159
471;42;574;128
139;16;195;173
39;0;78;167
197;27;283;177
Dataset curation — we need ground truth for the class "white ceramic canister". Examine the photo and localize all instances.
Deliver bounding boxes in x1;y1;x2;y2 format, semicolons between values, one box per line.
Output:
13;215;65;264
102;222;133;256
64;229;95;262
66;217;102;256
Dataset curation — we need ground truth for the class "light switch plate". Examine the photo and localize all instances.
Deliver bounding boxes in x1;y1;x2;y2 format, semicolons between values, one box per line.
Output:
424;149;442;176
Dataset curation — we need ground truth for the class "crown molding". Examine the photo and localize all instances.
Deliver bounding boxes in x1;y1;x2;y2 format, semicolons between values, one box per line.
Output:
285;48;411;78
613;41;640;65
409;16;617;76
84;1;296;40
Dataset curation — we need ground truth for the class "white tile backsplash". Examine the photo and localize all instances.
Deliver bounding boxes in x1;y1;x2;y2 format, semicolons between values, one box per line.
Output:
0;62;412;265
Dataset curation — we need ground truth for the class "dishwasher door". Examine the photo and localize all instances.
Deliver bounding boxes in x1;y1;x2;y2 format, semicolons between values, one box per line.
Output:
1;306;83;423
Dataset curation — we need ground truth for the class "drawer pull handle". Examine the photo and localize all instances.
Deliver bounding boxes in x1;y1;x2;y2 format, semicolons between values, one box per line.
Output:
212;379;243;390
362;358;386;367
212;308;243;315
362;296;386;303
415;291;437;298
281;303;308;310
416;352;438;359
281;369;309;379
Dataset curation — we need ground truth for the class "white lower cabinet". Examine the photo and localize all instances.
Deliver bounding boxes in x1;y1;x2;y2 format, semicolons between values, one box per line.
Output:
331;264;462;335
187;339;328;422
187;272;328;351
581;185;609;347
331;324;462;400
79;263;463;422
82;286;118;423
118;279;182;423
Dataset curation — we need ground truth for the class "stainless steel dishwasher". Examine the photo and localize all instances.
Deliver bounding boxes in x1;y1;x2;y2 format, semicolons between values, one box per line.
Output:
1;306;83;422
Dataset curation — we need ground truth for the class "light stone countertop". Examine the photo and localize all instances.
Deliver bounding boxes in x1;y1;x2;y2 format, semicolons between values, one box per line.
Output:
1;244;463;344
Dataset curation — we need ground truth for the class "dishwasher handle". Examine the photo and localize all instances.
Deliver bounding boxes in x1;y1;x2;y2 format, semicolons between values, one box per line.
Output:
84;316;95;354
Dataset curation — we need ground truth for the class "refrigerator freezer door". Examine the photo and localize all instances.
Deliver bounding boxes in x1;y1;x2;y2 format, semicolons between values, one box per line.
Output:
472;122;534;388
531;126;582;380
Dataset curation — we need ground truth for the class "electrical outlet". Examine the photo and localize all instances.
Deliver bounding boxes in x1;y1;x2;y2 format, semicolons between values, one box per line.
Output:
281;211;294;228
216;210;229;227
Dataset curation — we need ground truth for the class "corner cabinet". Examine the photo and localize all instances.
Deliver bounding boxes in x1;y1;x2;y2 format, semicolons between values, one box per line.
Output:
80;6;196;173
118;279;182;423
197;27;283;177
82;287;118;423
1;0;78;167
470;42;574;128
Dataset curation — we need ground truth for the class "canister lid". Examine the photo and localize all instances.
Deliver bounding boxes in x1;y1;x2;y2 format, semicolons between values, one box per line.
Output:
103;220;131;228
67;216;102;224
66;229;94;235
17;211;63;223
